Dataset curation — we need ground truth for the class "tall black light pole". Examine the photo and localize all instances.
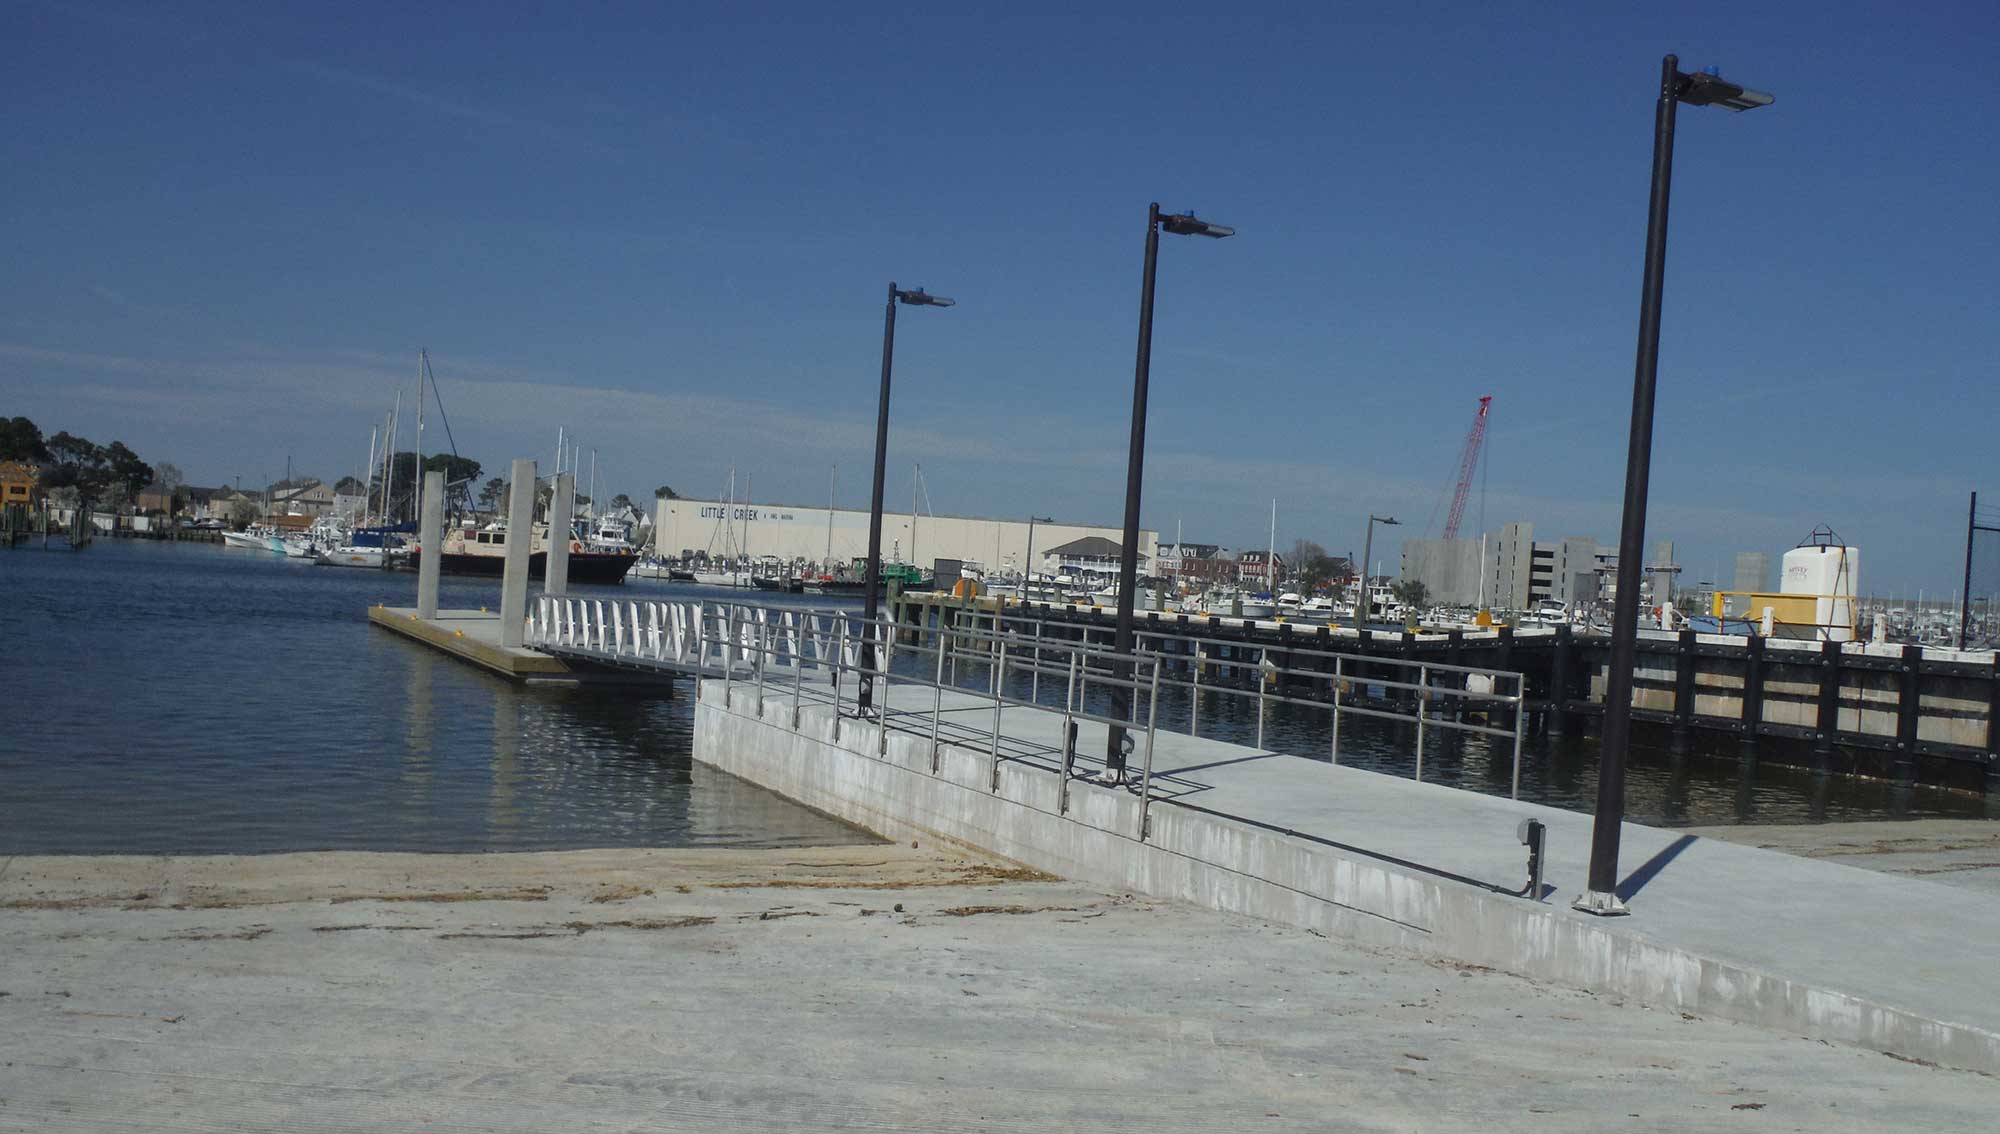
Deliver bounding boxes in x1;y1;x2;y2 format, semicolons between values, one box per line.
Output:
1580;56;1772;916
1357;514;1399;624
1103;203;1234;782
859;282;954;714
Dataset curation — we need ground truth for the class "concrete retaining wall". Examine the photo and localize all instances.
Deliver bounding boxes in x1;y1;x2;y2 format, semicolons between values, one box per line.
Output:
694;680;2000;1074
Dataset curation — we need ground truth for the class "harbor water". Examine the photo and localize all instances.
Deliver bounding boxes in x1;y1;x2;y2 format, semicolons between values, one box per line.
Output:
3;540;1991;857
0;539;875;855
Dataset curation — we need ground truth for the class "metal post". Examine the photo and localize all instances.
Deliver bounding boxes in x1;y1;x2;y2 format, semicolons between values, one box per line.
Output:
831;616;845;722
930;630;949;773
1031;620;1044;703
756;619;768;702
1190;643;1202;737
1415;664;1428;781
1057;652;1081;813
1512;679;1526;800
1107;203;1163;780
1256;658;1267;750
792;620;806;728
990;638;1006;790
1962;491;1978;648
859;282;898;714
1330;656;1342;764
1137;660;1163;840
1582;54;1682;916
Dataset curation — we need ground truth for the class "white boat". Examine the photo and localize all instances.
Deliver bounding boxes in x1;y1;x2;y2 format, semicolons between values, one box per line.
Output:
1198;589;1275;619
693;569;752;588
314;545;387;569
222;525;285;552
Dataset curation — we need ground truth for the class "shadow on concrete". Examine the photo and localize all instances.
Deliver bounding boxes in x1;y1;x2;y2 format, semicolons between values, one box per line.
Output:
1617;834;1698;901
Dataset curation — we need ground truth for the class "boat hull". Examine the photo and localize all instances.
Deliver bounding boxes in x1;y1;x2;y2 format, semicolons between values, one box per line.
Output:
406;550;637;584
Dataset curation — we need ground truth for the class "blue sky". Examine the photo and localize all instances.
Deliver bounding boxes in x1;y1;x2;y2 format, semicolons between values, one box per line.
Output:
4;2;1995;592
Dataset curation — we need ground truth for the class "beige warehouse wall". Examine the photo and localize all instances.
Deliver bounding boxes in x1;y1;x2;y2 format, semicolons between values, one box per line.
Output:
656;497;1155;574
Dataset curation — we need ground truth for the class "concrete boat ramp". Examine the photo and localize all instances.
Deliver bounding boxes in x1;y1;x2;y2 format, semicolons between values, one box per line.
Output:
697;673;2000;1074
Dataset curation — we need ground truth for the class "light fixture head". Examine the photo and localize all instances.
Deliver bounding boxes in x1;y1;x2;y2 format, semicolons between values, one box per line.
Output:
1677;68;1773;112
1160;211;1235;239
896;287;955;308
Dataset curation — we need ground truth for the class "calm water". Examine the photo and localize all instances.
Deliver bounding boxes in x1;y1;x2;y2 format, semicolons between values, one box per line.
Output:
3;542;1990;856
0;539;876;854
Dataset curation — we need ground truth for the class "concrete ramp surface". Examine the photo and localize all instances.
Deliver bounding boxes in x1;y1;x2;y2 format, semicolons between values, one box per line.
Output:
696;678;2000;1074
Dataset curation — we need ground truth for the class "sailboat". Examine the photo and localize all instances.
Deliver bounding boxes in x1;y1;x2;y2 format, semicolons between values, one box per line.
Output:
692;468;751;587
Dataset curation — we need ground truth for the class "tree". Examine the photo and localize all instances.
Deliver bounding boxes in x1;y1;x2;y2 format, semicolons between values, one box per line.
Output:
227;496;261;530
155;462;185;515
478;477;505;512
610;493;634;513
0;416;50;463
655;485;678;500
103;441;152;498
422;452;482;486
1287;539;1342;591
41;431;108;503
1391;579;1431;611
334;475;364;495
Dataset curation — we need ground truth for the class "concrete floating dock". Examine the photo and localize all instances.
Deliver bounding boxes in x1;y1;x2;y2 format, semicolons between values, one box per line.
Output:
695;674;2000;1075
368;606;576;681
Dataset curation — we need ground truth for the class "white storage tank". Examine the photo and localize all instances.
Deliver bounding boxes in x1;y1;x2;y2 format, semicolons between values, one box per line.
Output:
1781;542;1860;642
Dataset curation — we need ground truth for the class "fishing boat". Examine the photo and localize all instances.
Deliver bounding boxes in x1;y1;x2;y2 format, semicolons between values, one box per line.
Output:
408;521;638;584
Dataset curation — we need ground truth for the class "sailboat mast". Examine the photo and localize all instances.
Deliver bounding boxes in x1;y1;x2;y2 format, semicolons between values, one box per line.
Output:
742;474;751;559
1268;499;1277;594
825;463;836;570
413;350;426;533
364;425;378;524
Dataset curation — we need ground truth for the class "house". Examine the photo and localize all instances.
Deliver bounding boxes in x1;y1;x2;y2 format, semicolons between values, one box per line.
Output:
1161;542;1236;584
0;460;37;509
134;481;177;514
1042;535;1139;580
193;487;259;522
1237;549;1287;589
268;478;334;517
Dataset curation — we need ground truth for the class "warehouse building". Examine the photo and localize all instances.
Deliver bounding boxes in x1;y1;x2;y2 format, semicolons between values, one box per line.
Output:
654;496;1154;578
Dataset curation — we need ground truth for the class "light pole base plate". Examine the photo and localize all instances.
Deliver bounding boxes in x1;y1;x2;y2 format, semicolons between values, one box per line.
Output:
1572;890;1630;917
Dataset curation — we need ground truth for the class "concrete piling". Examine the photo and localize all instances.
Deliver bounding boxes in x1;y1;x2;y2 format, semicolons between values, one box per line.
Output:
546;472;574;598
499;458;536;648
416;470;444;620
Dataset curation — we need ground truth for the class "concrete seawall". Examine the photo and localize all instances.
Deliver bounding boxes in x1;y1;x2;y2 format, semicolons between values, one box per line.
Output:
694;678;2000;1074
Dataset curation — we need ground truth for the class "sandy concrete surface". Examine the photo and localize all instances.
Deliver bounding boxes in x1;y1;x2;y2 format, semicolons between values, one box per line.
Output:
1686;819;2000;895
2;847;1994;1132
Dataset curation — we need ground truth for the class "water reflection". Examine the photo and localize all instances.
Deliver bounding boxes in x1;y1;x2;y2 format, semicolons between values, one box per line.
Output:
0;541;876;854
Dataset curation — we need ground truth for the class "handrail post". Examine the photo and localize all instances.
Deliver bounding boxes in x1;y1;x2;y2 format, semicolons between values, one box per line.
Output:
1058;651;1080;814
989;637;1006;791
1512;677;1527;800
832;616;846;727
1031;621;1044;703
1415;663;1429;782
1331;656;1343;765
930;630;949;773
1190;643;1201;737
755;619;768;704
792;616;806;728
877;620;892;758
1256;651;1267;751
1137;658;1163;841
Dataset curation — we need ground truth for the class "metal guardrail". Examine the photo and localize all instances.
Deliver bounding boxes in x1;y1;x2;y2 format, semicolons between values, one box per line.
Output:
527;595;1533;842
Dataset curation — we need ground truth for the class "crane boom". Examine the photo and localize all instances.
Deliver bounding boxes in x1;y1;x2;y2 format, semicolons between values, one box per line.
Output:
1442;396;1492;541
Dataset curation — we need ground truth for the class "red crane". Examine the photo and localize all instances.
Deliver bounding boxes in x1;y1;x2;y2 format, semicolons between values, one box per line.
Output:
1442;396;1492;542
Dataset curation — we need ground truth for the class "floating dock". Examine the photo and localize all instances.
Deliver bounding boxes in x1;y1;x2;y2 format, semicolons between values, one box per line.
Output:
367;605;578;681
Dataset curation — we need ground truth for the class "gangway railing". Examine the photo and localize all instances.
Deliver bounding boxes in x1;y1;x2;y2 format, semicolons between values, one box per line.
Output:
526;595;1533;844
